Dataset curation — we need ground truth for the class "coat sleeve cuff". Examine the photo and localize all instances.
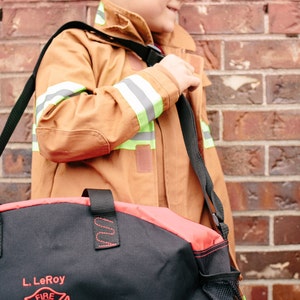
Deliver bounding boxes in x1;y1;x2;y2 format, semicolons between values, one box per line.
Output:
139;64;181;111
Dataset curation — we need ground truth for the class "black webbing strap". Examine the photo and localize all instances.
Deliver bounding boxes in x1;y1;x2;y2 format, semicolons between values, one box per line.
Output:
0;214;2;257
0;21;228;240
176;96;229;239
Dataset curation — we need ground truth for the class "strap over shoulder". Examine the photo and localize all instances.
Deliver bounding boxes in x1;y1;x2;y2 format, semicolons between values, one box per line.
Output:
0;21;163;157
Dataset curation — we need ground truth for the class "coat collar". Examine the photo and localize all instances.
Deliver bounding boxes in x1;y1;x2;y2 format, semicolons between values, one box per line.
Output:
94;0;196;52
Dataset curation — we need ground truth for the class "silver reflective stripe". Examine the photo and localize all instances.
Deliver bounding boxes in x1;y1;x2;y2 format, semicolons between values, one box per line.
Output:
114;74;163;129
122;78;156;121
131;131;155;141
115;121;156;150
203;131;212;140
200;120;215;149
32;124;39;152
35;81;86;124
95;2;105;25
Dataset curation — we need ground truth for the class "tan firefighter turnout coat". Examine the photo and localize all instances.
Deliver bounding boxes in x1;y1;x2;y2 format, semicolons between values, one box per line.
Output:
32;0;237;264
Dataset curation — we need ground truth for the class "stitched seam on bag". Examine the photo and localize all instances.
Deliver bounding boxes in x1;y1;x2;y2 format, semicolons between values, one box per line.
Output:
193;242;228;258
94;217;118;248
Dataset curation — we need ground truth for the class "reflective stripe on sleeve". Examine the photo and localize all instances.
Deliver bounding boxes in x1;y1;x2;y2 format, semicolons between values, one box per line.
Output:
32;120;156;153
35;81;86;124
115;121;156;150
200;120;215;149
114;74;163;129
32;124;39;152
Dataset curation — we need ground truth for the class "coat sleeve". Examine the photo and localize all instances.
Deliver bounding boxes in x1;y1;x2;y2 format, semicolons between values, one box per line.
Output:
34;29;180;163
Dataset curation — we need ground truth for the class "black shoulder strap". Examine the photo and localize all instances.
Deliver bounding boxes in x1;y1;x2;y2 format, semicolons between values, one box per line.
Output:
0;21;163;157
176;96;229;239
0;21;228;240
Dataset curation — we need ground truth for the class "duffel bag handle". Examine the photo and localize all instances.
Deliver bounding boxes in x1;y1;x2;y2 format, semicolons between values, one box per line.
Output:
83;189;120;250
0;189;120;257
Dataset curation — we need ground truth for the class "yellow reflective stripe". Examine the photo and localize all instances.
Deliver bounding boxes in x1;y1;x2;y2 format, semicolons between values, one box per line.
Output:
115;122;156;150
200;120;215;149
32;124;39;152
115;138;156;151
114;75;163;129
35;81;86;124
95;1;106;25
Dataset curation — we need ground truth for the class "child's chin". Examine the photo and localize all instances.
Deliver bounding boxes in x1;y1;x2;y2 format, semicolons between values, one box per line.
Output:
157;24;176;34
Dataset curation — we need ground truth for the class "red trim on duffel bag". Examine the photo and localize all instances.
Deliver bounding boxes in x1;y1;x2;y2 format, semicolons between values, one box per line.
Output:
0;197;224;251
0;197;88;212
113;201;224;251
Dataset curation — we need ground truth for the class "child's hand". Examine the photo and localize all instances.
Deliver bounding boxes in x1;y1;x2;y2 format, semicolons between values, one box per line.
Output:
159;54;201;94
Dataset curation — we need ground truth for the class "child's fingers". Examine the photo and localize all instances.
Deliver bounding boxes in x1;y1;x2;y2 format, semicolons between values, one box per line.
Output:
159;55;200;93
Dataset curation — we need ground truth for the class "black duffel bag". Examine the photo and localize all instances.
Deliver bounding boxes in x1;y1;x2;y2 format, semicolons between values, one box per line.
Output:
0;189;241;299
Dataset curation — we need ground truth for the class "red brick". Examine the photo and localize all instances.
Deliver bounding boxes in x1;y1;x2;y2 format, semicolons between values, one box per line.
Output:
179;4;264;34
273;284;300;300
0;183;31;204
237;251;300;280
2;5;86;38
0;76;32;107
3;0;95;2
269;3;300;34
2;148;32;178
2;0;40;2
269;146;300;176
217;146;264;176
0;43;40;73
87;4;99;24
266;75;300;104
3;0;87;2
227;181;300;211
234;216;269;246
223;111;300;141
194;40;221;70
0;113;32;143
274;216;300;245
239;285;268;300
206;75;263;105
225;40;300;70
207;110;219;141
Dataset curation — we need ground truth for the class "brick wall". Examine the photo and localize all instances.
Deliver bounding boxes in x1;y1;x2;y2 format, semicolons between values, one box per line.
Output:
179;1;300;299
0;1;299;299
